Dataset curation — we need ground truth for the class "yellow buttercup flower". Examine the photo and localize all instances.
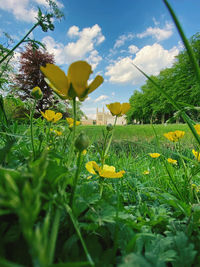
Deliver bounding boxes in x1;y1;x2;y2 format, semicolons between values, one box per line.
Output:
192;149;200;161
164;130;185;142
66;118;81;128
50;128;62;136
40;110;62;123
86;161;125;178
194;124;200;135
40;61;104;101
149;153;161;158
167;158;177;165
106;102;130;117
143;170;150;175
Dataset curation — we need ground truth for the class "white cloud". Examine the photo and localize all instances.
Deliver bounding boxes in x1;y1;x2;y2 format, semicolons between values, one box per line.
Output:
42;24;105;68
94;95;109;102
105;43;179;85
111;92;115;96
113;33;135;49
33;0;63;8
67;26;80;38
0;0;63;22
0;0;37;22
137;22;173;41
128;45;139;54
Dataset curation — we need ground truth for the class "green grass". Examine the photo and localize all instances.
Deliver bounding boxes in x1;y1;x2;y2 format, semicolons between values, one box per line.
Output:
78;123;194;146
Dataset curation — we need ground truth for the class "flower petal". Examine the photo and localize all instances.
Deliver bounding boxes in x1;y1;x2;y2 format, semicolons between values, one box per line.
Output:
41;64;69;96
53;112;62;123
67;61;92;97
106;102;121;116
121;103;130;114
88;75;104;93
85;161;100;175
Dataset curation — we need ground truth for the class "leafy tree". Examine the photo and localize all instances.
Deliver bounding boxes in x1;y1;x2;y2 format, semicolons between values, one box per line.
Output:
128;32;200;124
14;43;56;111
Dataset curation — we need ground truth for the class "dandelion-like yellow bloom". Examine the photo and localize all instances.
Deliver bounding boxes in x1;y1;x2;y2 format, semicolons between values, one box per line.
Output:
149;153;161;158
50;128;62;136
164;130;185;142
66;118;81;128
40;61;104;101
106;102;130;117
192;149;200;161
86;161;125;178
143;170;150;175
167;158;177;165
194;124;200;135
40;110;62;122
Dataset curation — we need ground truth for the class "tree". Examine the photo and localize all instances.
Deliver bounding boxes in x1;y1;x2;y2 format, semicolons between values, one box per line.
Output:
128;32;200;124
14;43;56;111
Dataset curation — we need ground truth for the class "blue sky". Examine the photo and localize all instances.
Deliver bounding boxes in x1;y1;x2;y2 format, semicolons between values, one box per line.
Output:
0;0;200;119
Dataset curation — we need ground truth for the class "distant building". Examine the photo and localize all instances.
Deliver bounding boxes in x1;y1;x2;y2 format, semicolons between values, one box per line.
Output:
81;118;94;125
96;107;126;125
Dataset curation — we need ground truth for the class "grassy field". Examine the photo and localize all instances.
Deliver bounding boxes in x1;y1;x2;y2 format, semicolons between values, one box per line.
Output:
78;123;194;145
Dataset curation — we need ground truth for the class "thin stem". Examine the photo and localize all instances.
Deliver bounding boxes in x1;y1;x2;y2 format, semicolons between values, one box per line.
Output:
48;209;61;266
30;100;37;160
70;151;82;211
101;130;110;166
72;97;77;141
0;23;39;65
104;116;117;158
65;204;95;266
113;181;120;262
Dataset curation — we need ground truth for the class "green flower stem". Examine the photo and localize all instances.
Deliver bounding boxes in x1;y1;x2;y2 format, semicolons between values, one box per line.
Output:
30;100;37;160
65;204;95;266
161;156;184;201
101;130;110;166
72;97;77;141
0;23;39;65
70;151;82;211
47;209;61;266
104;116;117;158
113;181;120;262
62;130;72;153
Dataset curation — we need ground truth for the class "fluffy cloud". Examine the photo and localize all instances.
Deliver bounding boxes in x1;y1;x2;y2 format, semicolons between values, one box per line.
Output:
0;0;63;22
113;33;135;49
105;43;179;85
0;0;37;22
137;22;173;41
42;24;105;68
128;45;139;54
94;95;109;102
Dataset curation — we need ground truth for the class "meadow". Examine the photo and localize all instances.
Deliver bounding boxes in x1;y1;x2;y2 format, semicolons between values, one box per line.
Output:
1;0;200;266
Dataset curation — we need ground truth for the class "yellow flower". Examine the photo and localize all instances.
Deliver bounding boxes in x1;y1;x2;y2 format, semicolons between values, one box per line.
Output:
82;149;87;156
106;102;130;116
167;158;177;165
40;110;62;123
85;161;125;178
192;149;200;161
164;130;185;142
50;128;62;136
66;117;81;128
149;153;161;158
40;61;104;101
194;124;200;135
143;170;150;175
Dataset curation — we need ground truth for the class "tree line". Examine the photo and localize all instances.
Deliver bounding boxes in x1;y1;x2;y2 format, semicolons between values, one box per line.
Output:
127;33;200;124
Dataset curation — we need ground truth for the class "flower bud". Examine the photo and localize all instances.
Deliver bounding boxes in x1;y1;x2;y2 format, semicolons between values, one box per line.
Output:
75;132;89;152
31;86;43;100
106;123;113;132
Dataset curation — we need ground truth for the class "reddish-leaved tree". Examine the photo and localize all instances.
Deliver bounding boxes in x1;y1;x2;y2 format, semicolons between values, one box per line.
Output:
14;43;56;111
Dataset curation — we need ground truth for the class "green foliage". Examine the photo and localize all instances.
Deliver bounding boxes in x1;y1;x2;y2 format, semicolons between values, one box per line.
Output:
128;33;200;124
